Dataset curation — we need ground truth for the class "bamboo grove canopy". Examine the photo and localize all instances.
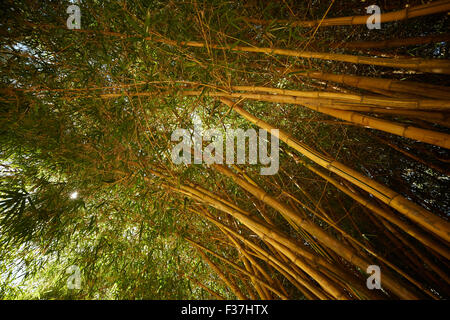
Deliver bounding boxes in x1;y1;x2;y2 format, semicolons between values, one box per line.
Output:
0;0;449;300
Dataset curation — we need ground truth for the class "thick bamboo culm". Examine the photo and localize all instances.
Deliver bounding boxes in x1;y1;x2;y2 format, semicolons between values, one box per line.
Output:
220;98;450;244
333;33;450;49
308;107;449;128
243;0;450;27
303;104;450;149
296;71;450;100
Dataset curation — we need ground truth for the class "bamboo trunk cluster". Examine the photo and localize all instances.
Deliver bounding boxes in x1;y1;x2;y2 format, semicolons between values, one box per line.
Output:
220;98;450;244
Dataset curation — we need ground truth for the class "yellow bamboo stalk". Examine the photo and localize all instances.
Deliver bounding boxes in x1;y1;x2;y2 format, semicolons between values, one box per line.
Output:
220;97;450;244
229;86;450;109
240;260;261;300
181;90;450;112
168;42;450;74
223;229;272;299
297;71;450;100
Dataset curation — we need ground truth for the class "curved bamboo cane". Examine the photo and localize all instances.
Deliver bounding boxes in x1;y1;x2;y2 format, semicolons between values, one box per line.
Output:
220;98;450;244
162;40;450;74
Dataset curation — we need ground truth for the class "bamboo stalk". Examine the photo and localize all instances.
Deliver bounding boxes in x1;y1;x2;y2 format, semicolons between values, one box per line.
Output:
229;86;450;109
220;98;450;244
223;230;272;299
169;42;450;74
304;104;450;149
296;71;450;100
180;90;450;112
